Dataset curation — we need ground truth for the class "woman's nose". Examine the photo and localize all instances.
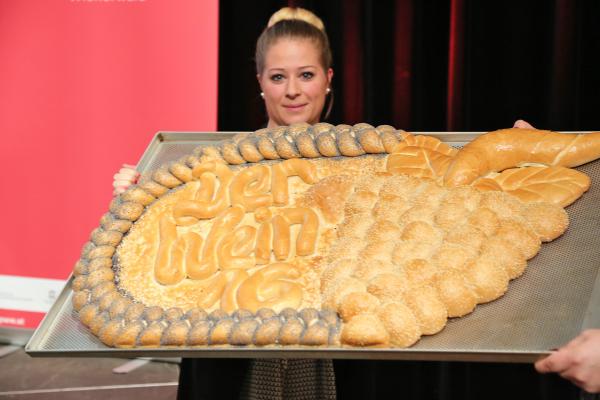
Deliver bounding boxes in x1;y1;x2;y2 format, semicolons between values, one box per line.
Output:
285;77;300;98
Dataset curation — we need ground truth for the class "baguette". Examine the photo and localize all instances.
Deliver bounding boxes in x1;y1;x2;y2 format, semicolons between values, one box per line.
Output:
444;128;600;186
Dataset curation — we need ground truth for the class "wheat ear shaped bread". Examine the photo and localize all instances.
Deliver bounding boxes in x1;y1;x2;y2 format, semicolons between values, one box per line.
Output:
444;128;600;186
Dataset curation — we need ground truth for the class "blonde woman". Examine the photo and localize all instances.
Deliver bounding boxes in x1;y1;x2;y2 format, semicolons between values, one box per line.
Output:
176;8;337;400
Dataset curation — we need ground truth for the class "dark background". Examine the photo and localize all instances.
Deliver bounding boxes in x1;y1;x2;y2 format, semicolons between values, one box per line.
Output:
218;0;600;133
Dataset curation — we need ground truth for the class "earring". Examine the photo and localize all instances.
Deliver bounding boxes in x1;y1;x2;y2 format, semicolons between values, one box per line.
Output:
260;92;265;98
326;88;331;94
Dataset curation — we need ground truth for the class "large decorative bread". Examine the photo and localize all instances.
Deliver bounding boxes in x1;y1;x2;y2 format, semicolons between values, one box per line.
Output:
72;123;600;348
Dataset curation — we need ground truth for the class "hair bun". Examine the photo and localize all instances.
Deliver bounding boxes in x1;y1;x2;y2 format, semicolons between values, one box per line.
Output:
268;7;325;32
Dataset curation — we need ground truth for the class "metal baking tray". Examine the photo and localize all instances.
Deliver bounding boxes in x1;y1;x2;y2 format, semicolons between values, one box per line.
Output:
26;131;600;362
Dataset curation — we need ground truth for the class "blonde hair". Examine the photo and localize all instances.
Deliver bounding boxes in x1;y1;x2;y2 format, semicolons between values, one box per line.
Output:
255;7;332;75
267;7;325;32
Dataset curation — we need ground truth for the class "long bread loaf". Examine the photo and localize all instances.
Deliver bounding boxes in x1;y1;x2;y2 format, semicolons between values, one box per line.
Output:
444;128;600;186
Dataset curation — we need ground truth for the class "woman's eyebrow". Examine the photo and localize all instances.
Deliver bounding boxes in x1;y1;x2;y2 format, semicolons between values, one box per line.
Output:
265;65;317;74
268;65;316;71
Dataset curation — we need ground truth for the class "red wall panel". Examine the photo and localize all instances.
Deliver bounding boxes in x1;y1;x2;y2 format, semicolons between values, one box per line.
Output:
0;0;218;328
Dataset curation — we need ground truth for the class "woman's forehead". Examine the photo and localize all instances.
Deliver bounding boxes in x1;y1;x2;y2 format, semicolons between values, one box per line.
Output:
264;38;321;70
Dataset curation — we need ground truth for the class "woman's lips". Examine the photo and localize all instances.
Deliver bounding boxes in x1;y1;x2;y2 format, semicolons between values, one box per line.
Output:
283;103;308;111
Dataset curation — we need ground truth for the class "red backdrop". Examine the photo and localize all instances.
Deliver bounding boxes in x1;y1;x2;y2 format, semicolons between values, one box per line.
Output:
0;0;218;329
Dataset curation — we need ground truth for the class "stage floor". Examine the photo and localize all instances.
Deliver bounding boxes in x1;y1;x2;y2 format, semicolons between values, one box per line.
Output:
0;347;179;399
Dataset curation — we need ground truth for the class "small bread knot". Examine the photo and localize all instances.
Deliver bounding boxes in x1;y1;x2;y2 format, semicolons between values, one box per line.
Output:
316;130;340;157
153;168;182;189
275;133;302;159
336;124;365;157
341;313;389;347
169;161;194;183
239;136;264;162
221;137;247;165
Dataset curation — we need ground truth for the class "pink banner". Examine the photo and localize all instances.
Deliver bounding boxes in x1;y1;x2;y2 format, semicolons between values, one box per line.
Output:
0;0;218;329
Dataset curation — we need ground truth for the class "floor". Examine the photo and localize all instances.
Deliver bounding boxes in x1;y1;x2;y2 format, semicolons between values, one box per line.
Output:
0;346;180;399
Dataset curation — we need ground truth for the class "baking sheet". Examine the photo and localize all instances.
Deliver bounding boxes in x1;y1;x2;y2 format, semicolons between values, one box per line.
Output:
26;131;600;362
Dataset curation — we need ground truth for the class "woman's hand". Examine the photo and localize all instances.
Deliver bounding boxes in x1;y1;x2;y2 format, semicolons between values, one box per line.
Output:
513;119;535;129
518;118;600;393
113;164;140;196
535;329;600;393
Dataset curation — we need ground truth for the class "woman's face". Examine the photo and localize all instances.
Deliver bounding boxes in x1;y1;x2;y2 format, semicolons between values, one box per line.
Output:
258;38;333;128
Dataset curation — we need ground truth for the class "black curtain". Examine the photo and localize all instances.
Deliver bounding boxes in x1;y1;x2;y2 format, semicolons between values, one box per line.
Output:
217;1;597;399
218;0;600;132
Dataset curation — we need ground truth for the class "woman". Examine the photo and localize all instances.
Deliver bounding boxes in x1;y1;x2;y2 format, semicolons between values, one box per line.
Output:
113;8;336;399
175;7;337;400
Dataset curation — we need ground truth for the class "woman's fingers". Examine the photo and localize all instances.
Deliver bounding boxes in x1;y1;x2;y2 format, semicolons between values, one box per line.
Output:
115;167;140;179
535;330;600;393
112;164;140;195
513;119;535;129
535;350;572;374
113;186;127;196
113;180;132;189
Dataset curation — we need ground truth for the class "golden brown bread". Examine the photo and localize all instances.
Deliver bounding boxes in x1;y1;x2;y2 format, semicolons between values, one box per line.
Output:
341;313;389;347
444;128;600;186
386;146;453;181
472;166;591;207
169;161;194;183
397;133;458;157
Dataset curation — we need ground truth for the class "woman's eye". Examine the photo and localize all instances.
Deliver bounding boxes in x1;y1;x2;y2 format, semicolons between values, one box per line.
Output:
301;72;314;80
270;74;284;82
